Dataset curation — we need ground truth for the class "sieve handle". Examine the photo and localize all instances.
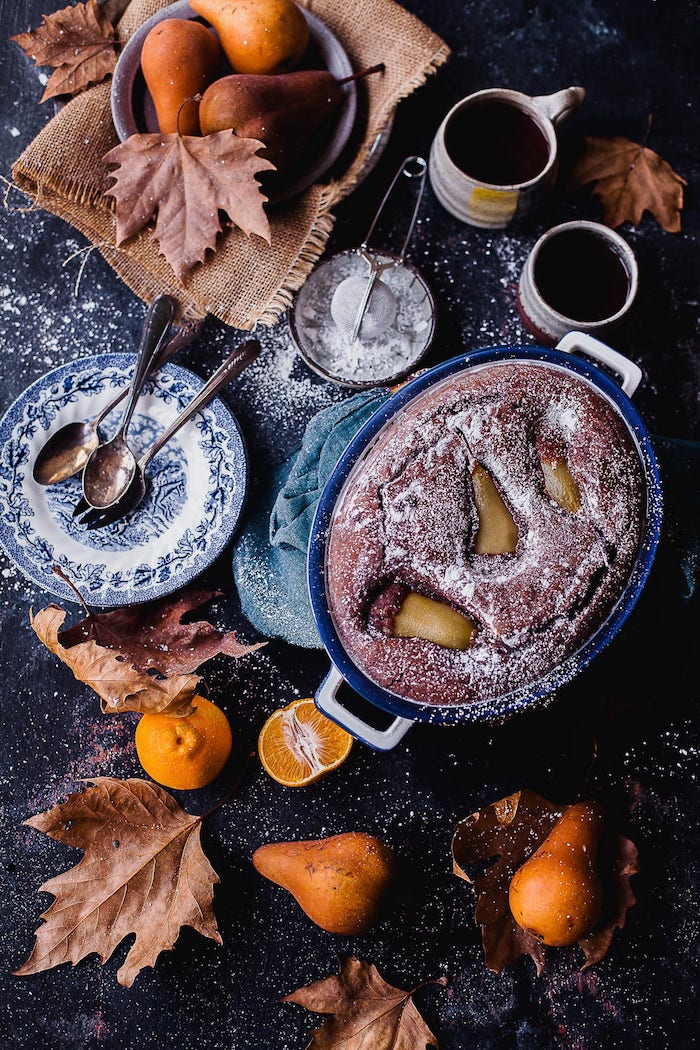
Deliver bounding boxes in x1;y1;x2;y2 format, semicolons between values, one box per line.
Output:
315;665;415;751
362;155;427;261
555;331;643;397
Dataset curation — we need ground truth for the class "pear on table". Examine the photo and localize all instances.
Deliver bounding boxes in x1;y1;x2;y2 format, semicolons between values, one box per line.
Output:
508;800;604;947
252;832;397;935
470;461;519;554
392;593;475;651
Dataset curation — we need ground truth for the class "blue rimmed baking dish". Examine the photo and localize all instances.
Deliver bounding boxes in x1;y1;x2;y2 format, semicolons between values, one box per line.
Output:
307;331;663;750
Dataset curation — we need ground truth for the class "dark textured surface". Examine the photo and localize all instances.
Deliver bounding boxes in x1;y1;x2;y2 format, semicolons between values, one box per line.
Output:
0;1;698;1048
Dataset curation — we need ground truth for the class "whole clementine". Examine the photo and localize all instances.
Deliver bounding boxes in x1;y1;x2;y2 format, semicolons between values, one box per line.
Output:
135;696;233;790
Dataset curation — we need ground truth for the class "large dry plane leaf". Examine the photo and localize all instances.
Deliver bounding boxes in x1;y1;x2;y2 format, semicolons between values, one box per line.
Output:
569;135;686;232
283;956;446;1049
15;778;222;987
103;131;274;281
31;604;199;716
58;588;265;676
452;789;639;975
11;0;118;103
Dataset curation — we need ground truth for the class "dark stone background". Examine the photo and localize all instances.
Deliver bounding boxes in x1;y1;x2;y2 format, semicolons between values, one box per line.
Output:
0;1;698;1047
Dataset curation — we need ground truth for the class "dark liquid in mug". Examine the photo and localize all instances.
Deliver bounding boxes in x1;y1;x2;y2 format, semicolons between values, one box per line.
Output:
533;229;631;322
445;101;550;185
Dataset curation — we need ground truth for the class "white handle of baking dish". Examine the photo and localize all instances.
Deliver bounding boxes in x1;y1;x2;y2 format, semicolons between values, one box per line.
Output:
555;331;642;397
315;665;415;751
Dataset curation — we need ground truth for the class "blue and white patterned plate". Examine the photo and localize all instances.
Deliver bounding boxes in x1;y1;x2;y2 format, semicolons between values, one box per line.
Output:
0;353;248;606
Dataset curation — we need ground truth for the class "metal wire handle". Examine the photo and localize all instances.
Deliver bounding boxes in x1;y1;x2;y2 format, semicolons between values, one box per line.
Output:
361;155;428;261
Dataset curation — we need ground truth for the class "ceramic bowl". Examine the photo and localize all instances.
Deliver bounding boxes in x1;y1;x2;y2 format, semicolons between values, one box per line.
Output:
308;335;662;750
110;0;357;203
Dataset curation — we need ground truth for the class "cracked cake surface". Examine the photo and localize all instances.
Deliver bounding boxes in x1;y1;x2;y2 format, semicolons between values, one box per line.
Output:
325;360;647;706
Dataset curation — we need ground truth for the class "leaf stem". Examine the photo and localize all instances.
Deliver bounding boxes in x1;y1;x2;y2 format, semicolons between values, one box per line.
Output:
197;751;254;822
339;63;385;85
52;565;91;616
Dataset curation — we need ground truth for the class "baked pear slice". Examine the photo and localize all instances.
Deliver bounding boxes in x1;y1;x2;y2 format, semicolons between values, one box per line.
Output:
393;593;475;650
470;461;519;554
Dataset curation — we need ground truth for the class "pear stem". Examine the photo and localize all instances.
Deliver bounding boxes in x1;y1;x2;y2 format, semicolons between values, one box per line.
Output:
339;63;386;86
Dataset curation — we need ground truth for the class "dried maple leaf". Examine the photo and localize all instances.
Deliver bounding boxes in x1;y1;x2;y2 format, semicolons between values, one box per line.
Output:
569;133;686;232
58;588;265;676
283;956;446;1049
451;789;639;975
15;778;222;987
31;604;199;716
102;131;274;281
11;0;118;104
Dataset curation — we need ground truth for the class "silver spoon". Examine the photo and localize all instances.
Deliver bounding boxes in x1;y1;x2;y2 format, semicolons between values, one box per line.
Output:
76;338;261;530
79;295;175;511
33;314;202;486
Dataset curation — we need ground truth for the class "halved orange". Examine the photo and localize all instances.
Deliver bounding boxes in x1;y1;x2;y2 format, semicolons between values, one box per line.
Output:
257;698;353;787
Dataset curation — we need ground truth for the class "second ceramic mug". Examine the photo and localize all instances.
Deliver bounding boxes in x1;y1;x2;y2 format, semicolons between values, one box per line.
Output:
518;220;640;345
429;86;585;228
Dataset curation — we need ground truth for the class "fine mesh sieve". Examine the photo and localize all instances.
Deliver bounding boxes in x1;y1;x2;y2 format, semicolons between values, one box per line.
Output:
288;156;436;388
329;156;428;344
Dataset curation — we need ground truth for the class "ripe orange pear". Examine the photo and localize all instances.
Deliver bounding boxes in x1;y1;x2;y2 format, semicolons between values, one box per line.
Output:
509;801;604;947
252;831;398;935
189;0;309;75
140;18;222;134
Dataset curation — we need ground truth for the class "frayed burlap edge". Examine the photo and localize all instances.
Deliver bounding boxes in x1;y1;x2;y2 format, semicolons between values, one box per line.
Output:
10;2;451;329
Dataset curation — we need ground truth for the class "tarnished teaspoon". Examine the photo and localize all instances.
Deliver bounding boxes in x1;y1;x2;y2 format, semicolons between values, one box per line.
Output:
33;313;202;487
79;295;175;511
77;338;260;530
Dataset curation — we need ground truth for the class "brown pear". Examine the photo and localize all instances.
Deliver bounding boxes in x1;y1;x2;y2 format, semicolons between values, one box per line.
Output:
199;65;383;178
509;801;604;947
252;832;397;935
190;0;309;75
470;461;519;554
140;18;222;135
393;592;475;650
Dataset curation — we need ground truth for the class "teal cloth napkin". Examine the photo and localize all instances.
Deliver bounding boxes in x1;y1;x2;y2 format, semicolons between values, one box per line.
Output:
232;391;698;648
232;389;389;648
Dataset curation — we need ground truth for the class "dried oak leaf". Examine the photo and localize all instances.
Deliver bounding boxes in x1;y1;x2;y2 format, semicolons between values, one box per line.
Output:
569;135;686;232
102;131;274;281
11;0;118;103
57;588;265;677
283;956;447;1049
15;778;221;988
451;789;639;975
31;604;199;716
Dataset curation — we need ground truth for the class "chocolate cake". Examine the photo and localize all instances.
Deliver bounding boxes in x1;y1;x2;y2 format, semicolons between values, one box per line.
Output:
325;360;647;706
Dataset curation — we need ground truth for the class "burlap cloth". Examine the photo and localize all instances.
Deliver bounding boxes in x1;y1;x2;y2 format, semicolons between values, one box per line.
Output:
12;0;449;329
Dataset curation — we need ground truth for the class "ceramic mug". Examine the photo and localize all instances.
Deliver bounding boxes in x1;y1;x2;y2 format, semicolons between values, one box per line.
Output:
518;220;639;345
428;86;585;228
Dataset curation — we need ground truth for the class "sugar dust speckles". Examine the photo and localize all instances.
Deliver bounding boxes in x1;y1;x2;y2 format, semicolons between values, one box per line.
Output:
222;322;346;466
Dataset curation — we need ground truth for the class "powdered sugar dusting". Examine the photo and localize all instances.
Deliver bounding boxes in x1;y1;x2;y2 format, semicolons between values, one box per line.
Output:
327;360;647;706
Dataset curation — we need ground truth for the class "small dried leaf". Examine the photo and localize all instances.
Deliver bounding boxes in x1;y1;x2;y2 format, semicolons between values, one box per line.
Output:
15;778;221;987
579;834;639;969
31;604;199;716
452;790;639;974
11;0;118;103
58;588;265;676
569;134;686;232
452;790;562;975
283;956;446;1049
102;131;274;281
